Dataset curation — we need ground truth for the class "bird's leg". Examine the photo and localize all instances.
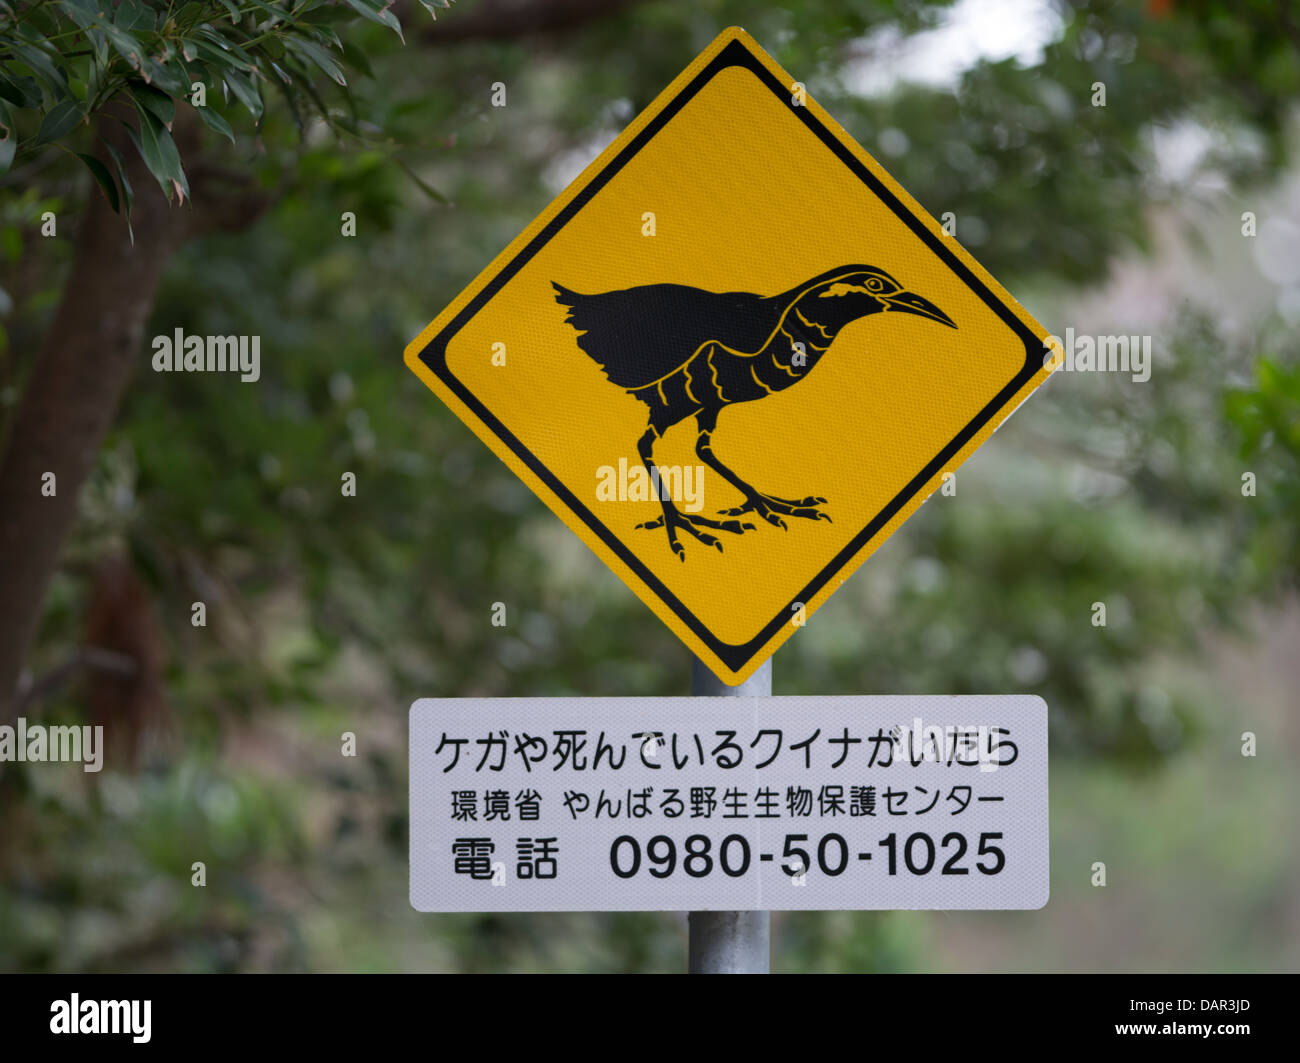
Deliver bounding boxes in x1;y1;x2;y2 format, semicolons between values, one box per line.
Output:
695;413;831;530
632;426;754;559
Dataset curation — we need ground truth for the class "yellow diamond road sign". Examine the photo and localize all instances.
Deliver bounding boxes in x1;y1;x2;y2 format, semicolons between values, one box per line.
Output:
405;27;1054;685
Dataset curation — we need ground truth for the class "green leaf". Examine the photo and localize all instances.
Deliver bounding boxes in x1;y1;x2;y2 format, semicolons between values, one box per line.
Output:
13;39;70;96
126;102;190;202
76;151;119;212
190;38;255;74
338;39;373;79
222;68;264;120
279;57;330;120
83;26;109;63
298;6;363;24
294;64;332;118
194;26;258;69
123;121;162;191
148;120;190;203
0;72;41;110
103;24;148;74
19;7;59;36
115;0;155;31
283;37;347;87
56;0;98;30
33;96;84;146
218;0;242;24
271;66;305;131
195;103;236;144
103;140;135;242
0;101;15;175
247;0;298;24
131;83;176;129
145;57;189;97
305;23;343;49
342;0;404;42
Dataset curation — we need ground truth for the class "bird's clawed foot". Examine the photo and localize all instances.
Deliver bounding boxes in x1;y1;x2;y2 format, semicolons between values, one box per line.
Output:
636;508;756;559
719;492;832;529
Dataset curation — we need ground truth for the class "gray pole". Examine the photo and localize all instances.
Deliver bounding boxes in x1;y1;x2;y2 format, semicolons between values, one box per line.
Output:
687;655;772;974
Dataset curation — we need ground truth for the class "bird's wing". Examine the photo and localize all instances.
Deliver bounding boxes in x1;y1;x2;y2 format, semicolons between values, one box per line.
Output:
553;281;784;389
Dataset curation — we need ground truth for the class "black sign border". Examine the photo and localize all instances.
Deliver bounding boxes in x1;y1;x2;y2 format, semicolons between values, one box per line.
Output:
415;35;1043;675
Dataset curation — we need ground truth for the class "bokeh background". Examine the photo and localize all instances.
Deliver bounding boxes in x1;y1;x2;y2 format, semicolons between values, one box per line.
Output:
1;0;1298;972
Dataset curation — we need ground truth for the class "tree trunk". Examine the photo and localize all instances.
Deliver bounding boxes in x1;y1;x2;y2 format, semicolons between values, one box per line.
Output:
0;120;190;721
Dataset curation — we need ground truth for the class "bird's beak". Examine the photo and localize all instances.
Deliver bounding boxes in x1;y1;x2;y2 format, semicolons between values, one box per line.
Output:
884;291;957;329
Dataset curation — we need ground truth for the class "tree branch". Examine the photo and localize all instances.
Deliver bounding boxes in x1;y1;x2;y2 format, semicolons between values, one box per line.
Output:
13;646;137;715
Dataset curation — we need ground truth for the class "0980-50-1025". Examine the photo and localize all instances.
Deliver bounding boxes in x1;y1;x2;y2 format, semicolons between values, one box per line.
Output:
608;831;1007;879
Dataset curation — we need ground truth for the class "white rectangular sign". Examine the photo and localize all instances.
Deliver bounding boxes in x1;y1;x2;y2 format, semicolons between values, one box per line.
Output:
410;696;1048;912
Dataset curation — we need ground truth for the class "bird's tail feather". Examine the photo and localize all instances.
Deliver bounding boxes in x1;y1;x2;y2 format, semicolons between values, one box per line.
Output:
552;281;580;308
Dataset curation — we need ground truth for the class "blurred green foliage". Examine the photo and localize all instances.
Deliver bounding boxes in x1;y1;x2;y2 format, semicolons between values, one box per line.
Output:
1;0;1298;971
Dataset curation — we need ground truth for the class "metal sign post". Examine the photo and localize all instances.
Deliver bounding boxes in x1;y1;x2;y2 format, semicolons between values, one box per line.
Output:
687;655;771;974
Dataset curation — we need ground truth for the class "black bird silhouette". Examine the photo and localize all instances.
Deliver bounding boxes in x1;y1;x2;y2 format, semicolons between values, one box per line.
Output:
554;265;956;559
